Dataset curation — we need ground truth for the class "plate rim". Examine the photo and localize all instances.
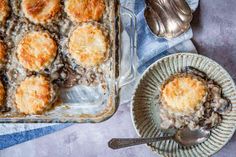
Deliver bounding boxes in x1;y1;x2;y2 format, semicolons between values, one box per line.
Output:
130;52;236;156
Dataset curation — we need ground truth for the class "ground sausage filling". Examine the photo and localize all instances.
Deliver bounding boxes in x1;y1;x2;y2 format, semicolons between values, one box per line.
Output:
159;67;232;130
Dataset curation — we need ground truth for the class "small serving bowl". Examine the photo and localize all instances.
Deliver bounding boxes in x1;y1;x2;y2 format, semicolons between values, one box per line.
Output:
131;53;236;156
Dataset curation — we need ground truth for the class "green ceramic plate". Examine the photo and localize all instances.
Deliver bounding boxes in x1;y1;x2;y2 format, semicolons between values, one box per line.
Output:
131;53;236;157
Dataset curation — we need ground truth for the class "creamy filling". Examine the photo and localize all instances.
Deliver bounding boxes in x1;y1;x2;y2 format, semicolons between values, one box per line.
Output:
0;0;115;115
160;68;232;130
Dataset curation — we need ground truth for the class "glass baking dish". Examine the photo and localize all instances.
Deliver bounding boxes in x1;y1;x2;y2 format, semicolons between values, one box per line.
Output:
0;3;137;123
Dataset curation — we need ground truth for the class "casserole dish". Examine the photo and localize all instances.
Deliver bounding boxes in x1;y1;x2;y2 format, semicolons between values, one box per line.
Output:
0;0;137;123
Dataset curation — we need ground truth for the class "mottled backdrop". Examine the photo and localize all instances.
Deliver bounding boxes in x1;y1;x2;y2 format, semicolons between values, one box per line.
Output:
0;0;236;157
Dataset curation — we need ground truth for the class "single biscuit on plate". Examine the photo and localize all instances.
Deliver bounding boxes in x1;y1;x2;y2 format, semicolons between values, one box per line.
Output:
0;80;5;107
17;31;57;71
160;74;208;114
0;0;10;24
15;75;55;115
65;0;105;23
0;41;7;67
68;23;109;67
21;0;60;24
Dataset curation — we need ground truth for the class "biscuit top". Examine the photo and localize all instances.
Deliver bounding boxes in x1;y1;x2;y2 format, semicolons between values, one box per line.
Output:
161;74;208;114
15;75;53;115
0;0;9;24
0;41;6;65
21;0;60;24
17;31;57;71
65;0;105;23
0;81;5;107
68;23;109;67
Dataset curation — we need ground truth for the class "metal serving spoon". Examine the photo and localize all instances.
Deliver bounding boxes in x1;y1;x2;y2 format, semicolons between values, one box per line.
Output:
108;127;210;149
144;0;193;38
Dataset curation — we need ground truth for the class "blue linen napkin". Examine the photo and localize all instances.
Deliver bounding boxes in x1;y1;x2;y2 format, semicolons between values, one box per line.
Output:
0;0;199;150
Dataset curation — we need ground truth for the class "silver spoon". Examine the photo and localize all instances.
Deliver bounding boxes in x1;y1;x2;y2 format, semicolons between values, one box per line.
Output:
108;127;210;149
144;0;192;38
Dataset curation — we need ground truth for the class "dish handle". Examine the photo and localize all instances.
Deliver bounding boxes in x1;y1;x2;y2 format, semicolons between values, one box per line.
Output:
117;6;137;90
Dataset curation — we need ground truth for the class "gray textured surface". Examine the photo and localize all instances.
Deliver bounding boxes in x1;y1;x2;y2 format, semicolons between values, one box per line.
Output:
191;0;236;155
0;0;236;156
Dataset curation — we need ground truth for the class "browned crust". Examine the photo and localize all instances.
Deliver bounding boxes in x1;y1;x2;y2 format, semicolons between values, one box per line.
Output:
65;0;105;23
0;0;10;24
0;81;5;107
68;22;109;67
15;75;54;115
21;0;60;24
160;73;208;114
0;41;6;65
17;31;58;71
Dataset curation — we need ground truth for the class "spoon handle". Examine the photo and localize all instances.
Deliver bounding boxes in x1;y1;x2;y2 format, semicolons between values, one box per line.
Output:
108;136;173;149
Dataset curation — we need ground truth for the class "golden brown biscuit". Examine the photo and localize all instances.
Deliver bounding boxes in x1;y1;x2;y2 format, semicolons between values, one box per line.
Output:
0;41;6;66
17;31;57;71
0;0;10;24
68;23;109;67
160;74;208;114
0;81;5;107
15;75;54;115
65;0;105;23
21;0;60;24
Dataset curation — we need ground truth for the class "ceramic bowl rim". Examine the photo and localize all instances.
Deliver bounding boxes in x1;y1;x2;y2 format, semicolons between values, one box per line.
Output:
130;52;236;156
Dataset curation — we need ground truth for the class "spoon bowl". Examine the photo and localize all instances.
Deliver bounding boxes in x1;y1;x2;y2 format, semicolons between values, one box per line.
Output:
174;127;210;147
144;0;193;38
108;127;210;149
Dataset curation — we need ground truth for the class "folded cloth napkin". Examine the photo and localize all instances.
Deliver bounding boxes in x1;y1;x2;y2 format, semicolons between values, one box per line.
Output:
0;0;199;150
